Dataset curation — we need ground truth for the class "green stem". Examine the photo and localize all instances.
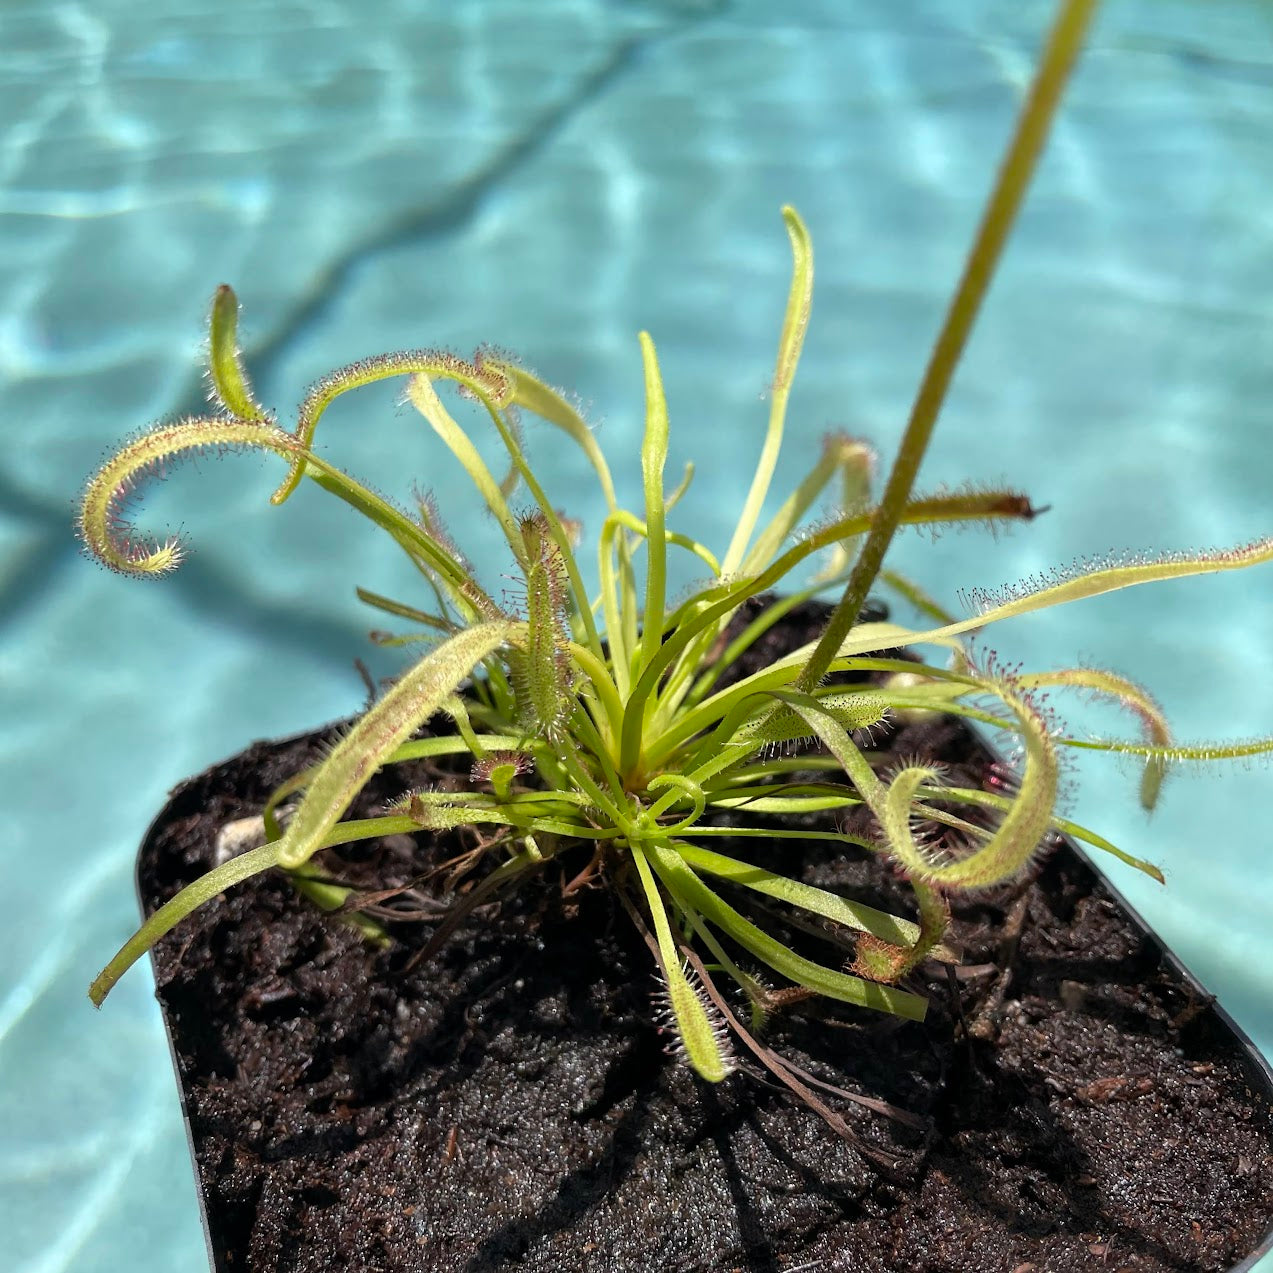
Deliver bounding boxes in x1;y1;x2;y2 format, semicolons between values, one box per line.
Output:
798;0;1100;691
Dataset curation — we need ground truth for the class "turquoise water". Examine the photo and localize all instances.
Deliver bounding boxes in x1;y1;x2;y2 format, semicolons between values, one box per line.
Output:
3;1;1271;1268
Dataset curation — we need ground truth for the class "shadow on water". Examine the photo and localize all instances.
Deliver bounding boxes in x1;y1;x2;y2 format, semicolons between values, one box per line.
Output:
5;0;729;657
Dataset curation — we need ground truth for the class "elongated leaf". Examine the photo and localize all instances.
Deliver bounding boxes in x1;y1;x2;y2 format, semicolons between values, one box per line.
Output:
704;793;859;814
927;786;1165;883
777;682;1058;892
754;540;1273;675
1019;666;1170;810
207;285;269;421
1059;735;1273;764
274;349;513;504
674;843;957;961
90;842;284;1006
645;841;928;1020
406;375;519;545
735;691;889;750
497;362;618;510
630;846;733;1082
723;206;813;574
79;417;298;576
276;622;516;869
638;332;670;678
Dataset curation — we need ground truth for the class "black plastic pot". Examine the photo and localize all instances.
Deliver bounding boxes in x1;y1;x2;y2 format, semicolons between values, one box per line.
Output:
136;710;1273;1273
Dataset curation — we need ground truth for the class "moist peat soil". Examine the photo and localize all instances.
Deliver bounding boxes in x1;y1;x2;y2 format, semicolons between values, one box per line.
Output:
137;605;1273;1272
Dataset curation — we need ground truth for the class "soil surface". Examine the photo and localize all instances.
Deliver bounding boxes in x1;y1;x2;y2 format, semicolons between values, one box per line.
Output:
138;604;1273;1272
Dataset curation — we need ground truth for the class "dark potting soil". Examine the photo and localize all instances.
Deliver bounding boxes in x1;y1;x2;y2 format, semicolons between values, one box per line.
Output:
137;604;1273;1273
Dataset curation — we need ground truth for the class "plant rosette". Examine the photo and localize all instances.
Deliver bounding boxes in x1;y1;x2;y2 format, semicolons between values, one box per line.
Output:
134;615;1273;1271
80;2;1273;1269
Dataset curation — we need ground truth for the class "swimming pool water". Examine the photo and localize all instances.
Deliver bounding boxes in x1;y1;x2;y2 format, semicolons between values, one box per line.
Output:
2;1;1271;1268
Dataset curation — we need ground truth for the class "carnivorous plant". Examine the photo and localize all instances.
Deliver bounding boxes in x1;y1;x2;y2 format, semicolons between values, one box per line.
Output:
80;0;1273;1112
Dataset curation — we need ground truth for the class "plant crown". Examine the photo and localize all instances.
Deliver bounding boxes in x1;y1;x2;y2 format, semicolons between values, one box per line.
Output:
80;0;1273;1108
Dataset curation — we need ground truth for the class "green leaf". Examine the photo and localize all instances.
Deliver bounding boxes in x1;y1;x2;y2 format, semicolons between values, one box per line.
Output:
498;361;618;510
273;349;513;505
406;374;519;546
645;841;928;1020
511;515;575;737
674;843;957;960
771;538;1273;672
722;205;813;575
78;417;297;577
1019;666;1171;810
735;690;889;750
927;786;1165;884
207;285;268;421
90;841;285;1006
276;622;517;869
637;331;670;679
630;845;733;1083
883;685;1057;891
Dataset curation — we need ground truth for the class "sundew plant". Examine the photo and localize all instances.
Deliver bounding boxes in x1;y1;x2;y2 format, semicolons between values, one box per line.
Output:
81;0;1272;1111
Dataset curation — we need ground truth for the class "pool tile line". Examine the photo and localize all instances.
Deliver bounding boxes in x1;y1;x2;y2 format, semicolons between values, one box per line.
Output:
4;2;733;664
